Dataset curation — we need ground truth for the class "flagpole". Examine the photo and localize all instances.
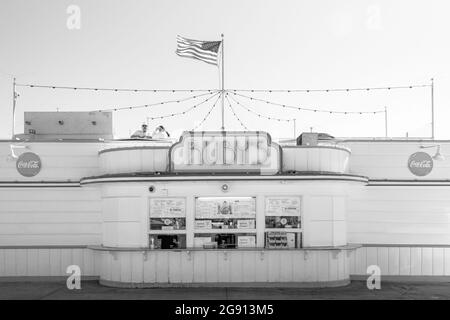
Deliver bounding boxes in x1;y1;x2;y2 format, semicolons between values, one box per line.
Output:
12;77;16;139
431;77;434;140
221;33;225;131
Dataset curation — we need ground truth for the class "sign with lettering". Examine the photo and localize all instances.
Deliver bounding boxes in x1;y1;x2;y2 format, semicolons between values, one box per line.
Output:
170;131;281;174
408;152;433;176
149;198;186;217
265;197;301;216
16;152;42;177
195;197;256;219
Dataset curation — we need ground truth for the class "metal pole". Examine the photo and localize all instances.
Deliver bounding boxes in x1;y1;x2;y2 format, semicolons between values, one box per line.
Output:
293;119;296;139
220;34;225;131
384;106;388;138
12;77;16;139
431;78;434;140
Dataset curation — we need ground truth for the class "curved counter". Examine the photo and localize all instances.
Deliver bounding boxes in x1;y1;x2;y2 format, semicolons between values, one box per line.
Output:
90;245;359;288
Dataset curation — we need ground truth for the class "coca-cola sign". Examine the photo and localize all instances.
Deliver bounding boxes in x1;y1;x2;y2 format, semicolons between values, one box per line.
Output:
408;152;433;176
16;152;42;177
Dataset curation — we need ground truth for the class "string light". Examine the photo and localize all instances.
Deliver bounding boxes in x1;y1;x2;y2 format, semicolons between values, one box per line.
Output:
97;91;218;112
16;82;431;93
192;94;222;130
147;92;221;121
227;94;293;122
16;83;217;93
225;96;248;130
231;92;385;114
228;84;430;93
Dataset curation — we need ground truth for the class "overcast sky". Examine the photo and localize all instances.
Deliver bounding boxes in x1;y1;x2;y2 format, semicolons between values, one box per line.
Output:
0;0;449;140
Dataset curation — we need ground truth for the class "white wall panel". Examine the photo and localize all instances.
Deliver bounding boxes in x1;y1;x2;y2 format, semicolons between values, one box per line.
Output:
444;249;450;275
345;141;450;180
0;248;98;277
348;186;450;245
0;188;102;246
350;246;450;278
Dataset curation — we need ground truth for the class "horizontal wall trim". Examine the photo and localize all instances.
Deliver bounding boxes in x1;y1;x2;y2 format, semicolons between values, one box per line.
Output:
341;138;441;142
0;276;99;283
99;146;170;155
0;245;88;249
80;174;368;185
3;178;450;187
99;279;351;288
369;179;450;186
88;244;361;252
0;181;80;188
281;145;351;154
350;275;450;283
356;243;450;248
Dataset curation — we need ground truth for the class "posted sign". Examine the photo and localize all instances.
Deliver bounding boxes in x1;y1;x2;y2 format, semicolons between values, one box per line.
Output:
408;152;433;176
16;152;42;177
170;131;281;175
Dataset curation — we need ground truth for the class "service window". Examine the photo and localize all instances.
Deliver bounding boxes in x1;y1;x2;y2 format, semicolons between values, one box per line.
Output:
194;197;256;249
149;198;186;249
149;234;186;249
264;196;302;249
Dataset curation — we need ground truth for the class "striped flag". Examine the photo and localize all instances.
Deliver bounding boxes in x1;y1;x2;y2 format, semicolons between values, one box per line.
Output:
176;35;222;66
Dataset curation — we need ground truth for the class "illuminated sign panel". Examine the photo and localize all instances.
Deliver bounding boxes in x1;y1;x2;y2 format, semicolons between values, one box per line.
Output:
170;131;281;174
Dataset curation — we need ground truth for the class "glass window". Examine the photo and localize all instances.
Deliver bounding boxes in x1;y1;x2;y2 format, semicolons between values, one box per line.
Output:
194;197;256;249
149;234;186;249
265;196;302;249
149;198;186;249
150;217;185;231
265;231;301;249
194;233;256;249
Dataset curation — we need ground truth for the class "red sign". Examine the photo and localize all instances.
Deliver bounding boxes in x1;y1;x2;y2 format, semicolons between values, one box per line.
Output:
408;152;433;176
16;152;42;177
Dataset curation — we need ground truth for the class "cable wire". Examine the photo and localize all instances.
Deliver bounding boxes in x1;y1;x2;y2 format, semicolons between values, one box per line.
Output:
192;94;222;130
231;92;385;114
227;94;293;122
16;83;217;93
228;84;431;93
226;95;248;130
148;91;221;120
96;90;218;112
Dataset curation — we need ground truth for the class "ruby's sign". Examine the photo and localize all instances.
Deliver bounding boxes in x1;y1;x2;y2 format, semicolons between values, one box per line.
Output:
408;152;433;176
170;131;281;175
16;152;42;177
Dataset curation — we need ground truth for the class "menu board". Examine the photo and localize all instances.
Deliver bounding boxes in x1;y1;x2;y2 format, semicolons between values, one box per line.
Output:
265;197;301;216
195;197;256;219
150;198;186;218
237;235;256;248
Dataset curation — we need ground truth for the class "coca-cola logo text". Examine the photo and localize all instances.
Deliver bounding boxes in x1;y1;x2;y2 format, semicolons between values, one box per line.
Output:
408;152;433;176
16;152;42;177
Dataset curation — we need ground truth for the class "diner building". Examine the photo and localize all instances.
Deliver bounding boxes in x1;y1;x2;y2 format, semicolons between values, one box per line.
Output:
0;111;449;287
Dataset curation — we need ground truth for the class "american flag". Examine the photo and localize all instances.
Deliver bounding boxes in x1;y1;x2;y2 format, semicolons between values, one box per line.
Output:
176;35;222;66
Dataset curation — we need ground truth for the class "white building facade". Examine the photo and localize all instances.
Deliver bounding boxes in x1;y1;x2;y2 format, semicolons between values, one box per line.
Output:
0;130;449;287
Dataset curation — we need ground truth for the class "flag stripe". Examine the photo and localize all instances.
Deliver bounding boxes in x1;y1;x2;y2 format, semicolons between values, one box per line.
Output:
176;52;218;65
176;35;221;66
176;50;217;65
176;41;219;57
176;50;217;62
177;36;208;45
176;46;217;59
